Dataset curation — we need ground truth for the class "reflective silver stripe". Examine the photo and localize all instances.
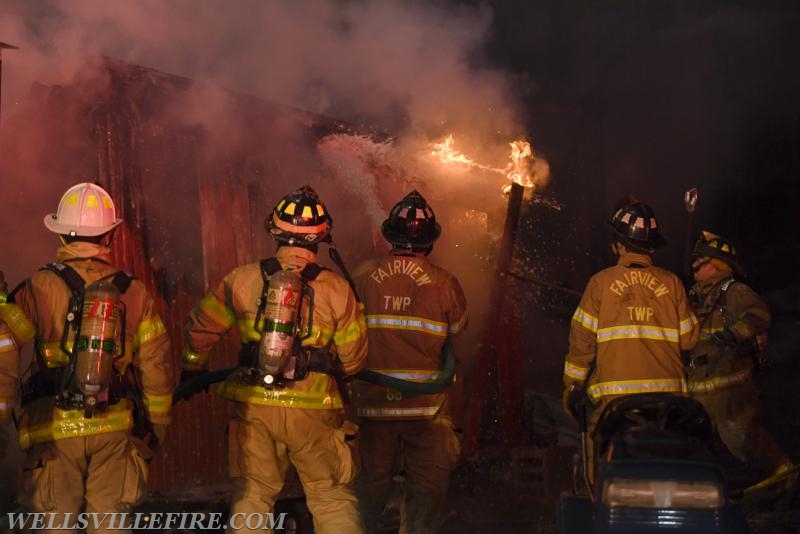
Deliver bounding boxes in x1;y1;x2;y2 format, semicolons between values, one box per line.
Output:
572;307;598;332
689;369;751;394
587;378;686;401
596;325;680;343
679;314;698;334
358;406;440;418
0;335;16;353
366;315;447;336
0;402;11;411
449;312;468;334
564;361;589;380
367;369;442;381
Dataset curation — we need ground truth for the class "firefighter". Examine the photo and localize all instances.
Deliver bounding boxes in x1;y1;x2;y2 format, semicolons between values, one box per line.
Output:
181;185;368;534
0;270;17;460
351;190;468;534
687;230;793;480
562;200;699;484
0;182;173;533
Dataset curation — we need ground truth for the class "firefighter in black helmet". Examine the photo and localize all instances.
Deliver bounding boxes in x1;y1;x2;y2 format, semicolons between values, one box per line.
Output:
687;230;794;482
267;185;333;247
182;185;368;533
352;190;467;533
563;198;699;487
607;200;667;255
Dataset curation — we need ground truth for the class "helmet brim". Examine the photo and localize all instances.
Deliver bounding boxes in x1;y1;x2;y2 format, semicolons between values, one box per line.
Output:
691;246;745;278
381;220;441;247
43;213;122;237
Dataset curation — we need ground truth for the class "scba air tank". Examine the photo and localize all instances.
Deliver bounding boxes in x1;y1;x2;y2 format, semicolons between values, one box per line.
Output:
258;269;302;386
74;279;120;414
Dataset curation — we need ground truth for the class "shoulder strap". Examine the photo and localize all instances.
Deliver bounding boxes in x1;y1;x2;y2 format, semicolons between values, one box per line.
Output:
42;262;134;295
42;262;85;297
110;271;134;294
719;278;736;294
260;258;325;283
260;258;283;282
300;263;326;282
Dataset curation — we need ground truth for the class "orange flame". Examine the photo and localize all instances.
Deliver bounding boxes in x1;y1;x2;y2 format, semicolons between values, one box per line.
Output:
429;134;534;192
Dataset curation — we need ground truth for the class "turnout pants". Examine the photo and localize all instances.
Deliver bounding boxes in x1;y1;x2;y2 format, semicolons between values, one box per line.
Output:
357;414;460;534
693;382;788;477
227;402;361;534
18;430;147;534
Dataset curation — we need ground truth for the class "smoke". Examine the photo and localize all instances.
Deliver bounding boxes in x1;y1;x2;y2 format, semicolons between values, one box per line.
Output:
0;0;535;286
1;0;523;134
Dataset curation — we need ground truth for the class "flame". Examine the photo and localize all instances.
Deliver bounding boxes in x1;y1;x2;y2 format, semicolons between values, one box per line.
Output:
429;134;535;192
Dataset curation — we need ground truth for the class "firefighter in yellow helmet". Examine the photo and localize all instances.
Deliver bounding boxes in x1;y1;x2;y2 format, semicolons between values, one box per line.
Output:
0;182;173;533
687;231;793;481
351;190;468;534
562;199;699;486
181;185;368;534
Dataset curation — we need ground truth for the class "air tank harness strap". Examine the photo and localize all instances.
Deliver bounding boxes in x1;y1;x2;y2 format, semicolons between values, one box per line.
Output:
241;257;332;375
22;263;133;407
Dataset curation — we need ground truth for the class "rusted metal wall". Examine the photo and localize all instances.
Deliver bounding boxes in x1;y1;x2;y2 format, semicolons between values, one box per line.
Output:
82;60;351;494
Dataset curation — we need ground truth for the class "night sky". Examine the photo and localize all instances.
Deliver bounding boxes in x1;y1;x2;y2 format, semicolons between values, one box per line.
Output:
477;0;800;295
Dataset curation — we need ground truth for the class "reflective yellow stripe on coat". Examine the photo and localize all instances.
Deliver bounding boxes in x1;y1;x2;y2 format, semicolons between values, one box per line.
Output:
217;372;343;409
18;403;133;449
366;314;448;337
587;378;687;401
0;300;36;345
355;369;445;419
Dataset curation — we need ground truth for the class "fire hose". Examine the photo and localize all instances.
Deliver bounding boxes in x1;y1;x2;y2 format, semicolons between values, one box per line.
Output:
172;338;456;404
175;237;456;402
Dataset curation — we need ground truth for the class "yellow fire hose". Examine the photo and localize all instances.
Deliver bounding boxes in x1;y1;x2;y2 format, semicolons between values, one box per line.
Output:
741;463;800;497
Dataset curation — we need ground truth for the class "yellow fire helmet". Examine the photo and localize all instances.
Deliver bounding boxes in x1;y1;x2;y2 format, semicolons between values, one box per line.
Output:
692;230;744;276
43;182;123;237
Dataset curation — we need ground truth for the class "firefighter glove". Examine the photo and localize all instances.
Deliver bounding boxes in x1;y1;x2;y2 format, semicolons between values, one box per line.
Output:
709;329;736;346
563;384;586;423
178;368;209;401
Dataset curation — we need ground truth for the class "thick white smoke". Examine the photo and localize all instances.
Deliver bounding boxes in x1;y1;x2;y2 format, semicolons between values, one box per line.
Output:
0;0;534;286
